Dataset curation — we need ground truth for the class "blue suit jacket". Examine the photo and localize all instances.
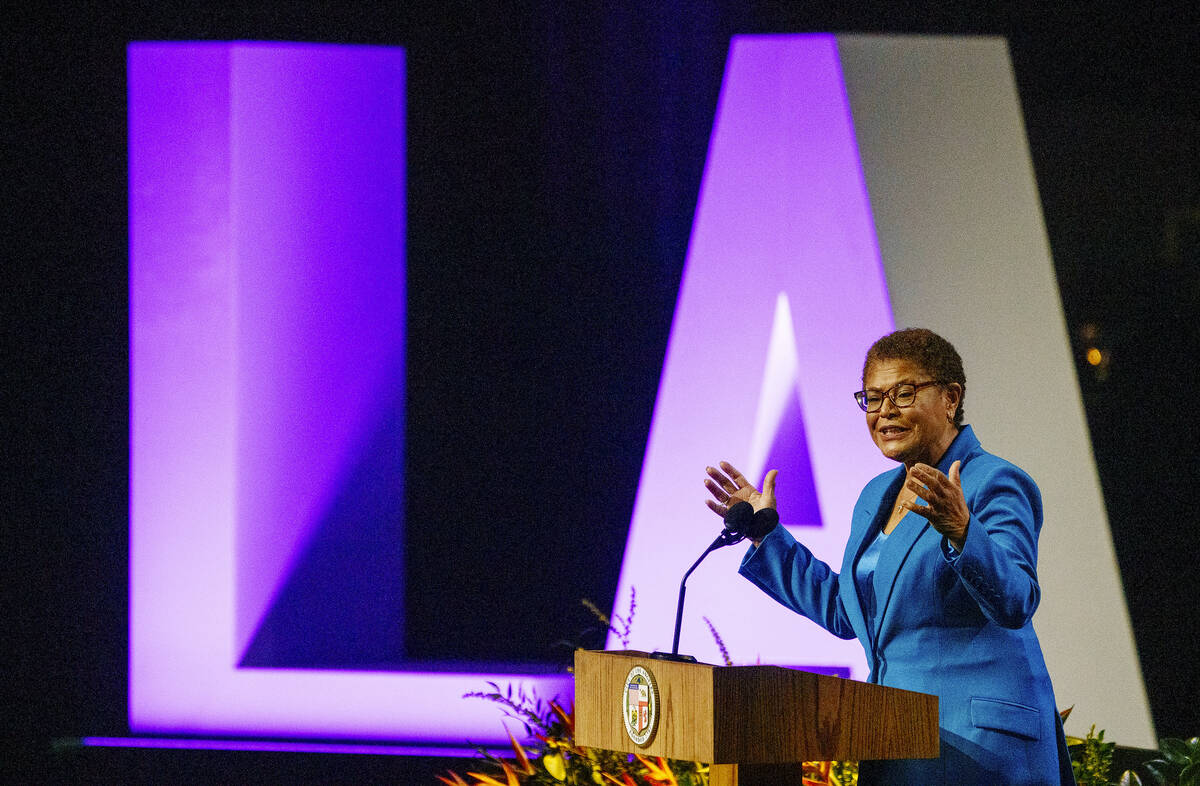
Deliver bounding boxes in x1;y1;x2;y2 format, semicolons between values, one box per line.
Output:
740;426;1074;785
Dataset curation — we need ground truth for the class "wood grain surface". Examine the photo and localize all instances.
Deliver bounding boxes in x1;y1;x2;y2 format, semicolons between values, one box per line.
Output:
574;649;938;766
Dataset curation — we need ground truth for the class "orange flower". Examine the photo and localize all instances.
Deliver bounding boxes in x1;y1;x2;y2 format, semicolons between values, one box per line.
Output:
465;760;521;786
506;727;535;775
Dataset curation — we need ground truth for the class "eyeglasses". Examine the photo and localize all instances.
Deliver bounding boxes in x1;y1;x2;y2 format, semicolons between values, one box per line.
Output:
853;380;943;412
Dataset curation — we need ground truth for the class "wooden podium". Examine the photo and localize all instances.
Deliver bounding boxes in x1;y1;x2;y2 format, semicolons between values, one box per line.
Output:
575;650;938;786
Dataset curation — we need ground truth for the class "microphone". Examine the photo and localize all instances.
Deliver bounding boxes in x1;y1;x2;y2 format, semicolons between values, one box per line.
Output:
720;500;779;545
653;502;780;661
717;500;755;547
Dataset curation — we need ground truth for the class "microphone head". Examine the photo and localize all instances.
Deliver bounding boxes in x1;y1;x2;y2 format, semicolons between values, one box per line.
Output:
748;507;780;540
723;501;755;535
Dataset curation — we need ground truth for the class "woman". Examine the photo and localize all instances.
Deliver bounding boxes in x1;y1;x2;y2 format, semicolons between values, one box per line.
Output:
704;328;1074;785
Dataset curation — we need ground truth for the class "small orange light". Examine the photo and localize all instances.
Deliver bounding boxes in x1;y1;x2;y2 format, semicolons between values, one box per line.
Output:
1086;348;1103;366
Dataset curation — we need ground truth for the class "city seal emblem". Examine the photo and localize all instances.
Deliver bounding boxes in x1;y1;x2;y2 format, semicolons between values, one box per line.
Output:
621;665;659;747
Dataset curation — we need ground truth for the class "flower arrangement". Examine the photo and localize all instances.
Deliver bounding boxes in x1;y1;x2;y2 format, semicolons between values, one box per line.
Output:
438;589;859;785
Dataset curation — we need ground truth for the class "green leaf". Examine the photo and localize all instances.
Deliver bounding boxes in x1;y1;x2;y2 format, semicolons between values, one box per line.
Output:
1118;770;1144;786
1162;738;1193;765
1140;760;1170;785
1179;759;1200;786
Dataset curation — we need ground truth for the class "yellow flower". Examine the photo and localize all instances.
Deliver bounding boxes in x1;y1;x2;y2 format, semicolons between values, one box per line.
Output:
543;751;566;781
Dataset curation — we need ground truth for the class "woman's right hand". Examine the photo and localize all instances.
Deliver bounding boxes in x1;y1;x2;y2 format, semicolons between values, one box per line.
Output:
703;461;778;517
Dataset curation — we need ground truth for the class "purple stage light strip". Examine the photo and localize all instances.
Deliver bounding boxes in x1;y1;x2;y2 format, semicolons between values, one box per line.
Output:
129;42;570;742
610;35;895;675
80;737;503;758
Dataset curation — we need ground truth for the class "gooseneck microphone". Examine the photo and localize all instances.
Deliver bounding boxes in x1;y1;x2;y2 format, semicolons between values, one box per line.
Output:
653;501;780;662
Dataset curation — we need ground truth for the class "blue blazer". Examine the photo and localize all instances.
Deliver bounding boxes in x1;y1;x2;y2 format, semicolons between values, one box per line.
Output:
740;425;1074;785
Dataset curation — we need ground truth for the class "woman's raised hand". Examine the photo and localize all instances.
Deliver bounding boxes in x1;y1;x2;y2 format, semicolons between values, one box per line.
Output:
704;461;778;517
902;460;970;551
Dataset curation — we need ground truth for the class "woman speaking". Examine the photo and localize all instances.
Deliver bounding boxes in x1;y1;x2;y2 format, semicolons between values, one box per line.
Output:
704;328;1075;785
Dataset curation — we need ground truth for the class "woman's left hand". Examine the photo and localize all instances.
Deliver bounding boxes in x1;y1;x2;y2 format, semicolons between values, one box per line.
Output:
902;460;970;551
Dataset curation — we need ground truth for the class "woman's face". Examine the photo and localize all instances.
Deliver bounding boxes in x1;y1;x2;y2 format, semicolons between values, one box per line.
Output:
863;358;961;468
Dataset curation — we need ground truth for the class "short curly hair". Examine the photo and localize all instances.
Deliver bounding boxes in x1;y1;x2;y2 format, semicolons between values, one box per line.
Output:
862;328;967;426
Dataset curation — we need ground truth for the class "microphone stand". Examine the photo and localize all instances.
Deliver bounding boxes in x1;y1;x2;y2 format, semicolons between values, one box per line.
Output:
650;502;775;663
651;527;745;663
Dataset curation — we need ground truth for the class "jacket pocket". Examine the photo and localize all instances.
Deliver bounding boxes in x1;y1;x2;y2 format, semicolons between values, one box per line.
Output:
970;697;1042;741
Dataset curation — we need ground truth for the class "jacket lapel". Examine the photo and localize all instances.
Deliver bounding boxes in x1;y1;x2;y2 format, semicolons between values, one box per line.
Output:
870;512;930;647
843;469;905;649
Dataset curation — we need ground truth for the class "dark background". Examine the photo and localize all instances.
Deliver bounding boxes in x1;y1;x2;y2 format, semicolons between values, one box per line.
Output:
6;0;1197;774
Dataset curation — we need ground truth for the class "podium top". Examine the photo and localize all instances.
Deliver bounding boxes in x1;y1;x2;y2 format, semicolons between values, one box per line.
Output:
574;649;937;764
